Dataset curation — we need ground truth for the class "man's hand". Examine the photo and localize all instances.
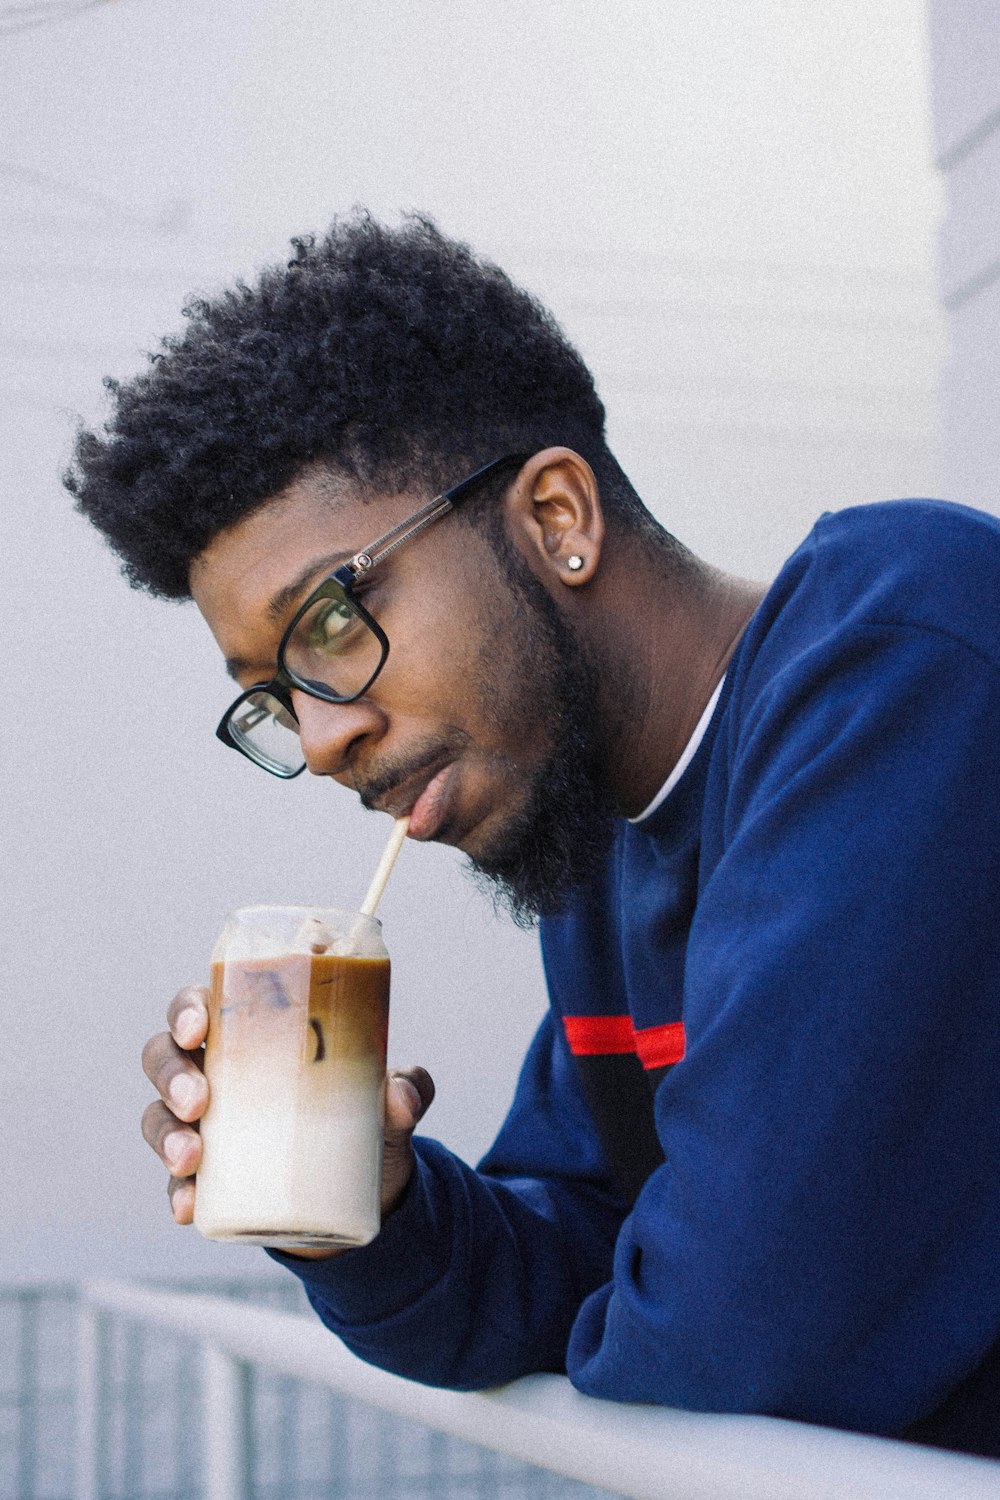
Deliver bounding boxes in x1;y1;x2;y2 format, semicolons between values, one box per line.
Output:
141;986;211;1226
141;986;435;1256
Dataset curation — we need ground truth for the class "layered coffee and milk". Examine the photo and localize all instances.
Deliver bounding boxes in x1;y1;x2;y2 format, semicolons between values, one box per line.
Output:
194;906;390;1249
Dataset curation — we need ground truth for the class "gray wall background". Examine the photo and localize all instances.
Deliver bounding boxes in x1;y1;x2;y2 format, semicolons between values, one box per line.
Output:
928;0;1000;509
1;0;942;1280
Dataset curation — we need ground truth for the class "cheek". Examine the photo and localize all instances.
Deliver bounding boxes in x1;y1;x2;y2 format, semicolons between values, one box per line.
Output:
367;551;558;749
470;606;563;750
375;578;489;699
366;610;467;720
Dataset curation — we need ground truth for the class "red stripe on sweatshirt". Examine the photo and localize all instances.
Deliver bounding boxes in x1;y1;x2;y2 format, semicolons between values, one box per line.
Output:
562;1015;685;1069
562;1015;636;1055
634;1020;686;1068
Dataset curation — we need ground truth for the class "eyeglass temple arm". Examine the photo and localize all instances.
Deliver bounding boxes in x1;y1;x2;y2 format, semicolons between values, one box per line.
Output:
345;455;527;578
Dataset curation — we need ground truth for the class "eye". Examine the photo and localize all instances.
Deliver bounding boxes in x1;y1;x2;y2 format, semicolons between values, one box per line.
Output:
306;598;360;652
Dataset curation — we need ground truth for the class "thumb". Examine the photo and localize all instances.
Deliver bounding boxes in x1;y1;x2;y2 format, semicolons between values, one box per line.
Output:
385;1066;435;1136
381;1067;435;1218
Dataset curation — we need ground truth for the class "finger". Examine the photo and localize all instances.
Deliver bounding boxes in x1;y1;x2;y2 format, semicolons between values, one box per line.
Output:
141;1099;203;1177
141;1032;209;1122
166;986;209;1050
385;1066;435;1132
168;1176;196;1226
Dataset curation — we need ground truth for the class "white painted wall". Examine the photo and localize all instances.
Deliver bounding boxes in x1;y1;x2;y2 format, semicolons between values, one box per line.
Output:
0;0;941;1279
928;0;1000;511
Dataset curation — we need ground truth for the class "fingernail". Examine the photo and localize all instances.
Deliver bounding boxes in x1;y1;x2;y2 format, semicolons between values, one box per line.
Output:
175;1008;201;1045
172;1181;195;1224
170;1074;200;1114
393;1076;421;1116
164;1130;189;1170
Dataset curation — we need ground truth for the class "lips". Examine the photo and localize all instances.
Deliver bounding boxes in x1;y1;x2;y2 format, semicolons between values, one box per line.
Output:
406;762;457;841
364;755;458;842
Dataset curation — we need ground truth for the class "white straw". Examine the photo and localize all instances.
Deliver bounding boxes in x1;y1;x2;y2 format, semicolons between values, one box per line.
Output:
360;816;410;916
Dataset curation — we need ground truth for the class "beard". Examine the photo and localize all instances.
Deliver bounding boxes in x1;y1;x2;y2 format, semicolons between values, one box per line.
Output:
462;530;616;926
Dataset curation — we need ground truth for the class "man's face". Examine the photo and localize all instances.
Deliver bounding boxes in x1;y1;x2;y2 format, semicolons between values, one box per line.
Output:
190;466;614;922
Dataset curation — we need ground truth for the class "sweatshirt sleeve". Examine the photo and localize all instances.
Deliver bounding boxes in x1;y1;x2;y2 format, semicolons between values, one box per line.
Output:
567;617;1000;1435
268;1009;630;1389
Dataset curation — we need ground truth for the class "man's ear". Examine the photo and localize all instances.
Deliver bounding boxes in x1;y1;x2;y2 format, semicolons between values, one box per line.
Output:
505;447;604;586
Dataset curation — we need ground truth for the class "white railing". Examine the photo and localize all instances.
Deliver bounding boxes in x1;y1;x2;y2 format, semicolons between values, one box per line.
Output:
77;1279;1000;1500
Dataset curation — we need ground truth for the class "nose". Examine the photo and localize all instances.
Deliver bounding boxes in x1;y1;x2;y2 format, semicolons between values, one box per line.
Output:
291;689;384;780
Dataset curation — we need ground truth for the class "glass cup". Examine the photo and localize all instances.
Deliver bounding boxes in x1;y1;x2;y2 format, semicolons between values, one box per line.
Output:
194;905;390;1250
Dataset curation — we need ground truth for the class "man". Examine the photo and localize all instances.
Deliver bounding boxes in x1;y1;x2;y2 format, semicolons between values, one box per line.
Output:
68;213;1000;1456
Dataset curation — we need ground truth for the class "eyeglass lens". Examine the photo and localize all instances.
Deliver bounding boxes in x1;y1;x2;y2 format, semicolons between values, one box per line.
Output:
282;589;384;699
228;690;303;777
224;590;385;775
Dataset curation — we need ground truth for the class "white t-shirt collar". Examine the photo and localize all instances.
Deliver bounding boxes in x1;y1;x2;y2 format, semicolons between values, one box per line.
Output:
628;677;725;824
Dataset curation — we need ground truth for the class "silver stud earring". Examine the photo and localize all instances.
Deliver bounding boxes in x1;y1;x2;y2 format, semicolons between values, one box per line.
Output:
567;554;584;572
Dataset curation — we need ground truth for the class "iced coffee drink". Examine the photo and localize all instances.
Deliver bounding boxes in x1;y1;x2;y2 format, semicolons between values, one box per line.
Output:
194;905;390;1249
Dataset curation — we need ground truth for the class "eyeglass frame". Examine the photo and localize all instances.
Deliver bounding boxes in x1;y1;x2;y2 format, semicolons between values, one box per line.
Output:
215;452;529;776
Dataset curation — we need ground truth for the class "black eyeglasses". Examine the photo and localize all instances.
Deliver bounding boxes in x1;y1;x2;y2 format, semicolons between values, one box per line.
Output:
216;454;527;777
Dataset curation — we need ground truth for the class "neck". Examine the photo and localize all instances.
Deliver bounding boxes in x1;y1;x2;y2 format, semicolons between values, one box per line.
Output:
586;537;766;817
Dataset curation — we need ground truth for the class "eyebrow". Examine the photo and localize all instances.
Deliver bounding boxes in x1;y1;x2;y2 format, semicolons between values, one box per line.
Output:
266;550;351;623
223;549;350;683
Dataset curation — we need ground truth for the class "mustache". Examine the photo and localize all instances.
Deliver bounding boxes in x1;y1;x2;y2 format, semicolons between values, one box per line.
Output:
354;732;469;810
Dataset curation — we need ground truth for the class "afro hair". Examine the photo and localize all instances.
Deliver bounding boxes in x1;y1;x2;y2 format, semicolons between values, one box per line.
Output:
65;212;633;599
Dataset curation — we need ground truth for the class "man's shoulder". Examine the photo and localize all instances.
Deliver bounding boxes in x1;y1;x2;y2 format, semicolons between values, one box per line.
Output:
812;496;1000;571
750;498;1000;670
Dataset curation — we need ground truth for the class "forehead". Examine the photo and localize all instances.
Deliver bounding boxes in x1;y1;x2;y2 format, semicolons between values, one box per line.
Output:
189;467;417;660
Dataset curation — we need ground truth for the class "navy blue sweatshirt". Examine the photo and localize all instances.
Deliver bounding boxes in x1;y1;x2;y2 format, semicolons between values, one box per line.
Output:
275;499;1000;1456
